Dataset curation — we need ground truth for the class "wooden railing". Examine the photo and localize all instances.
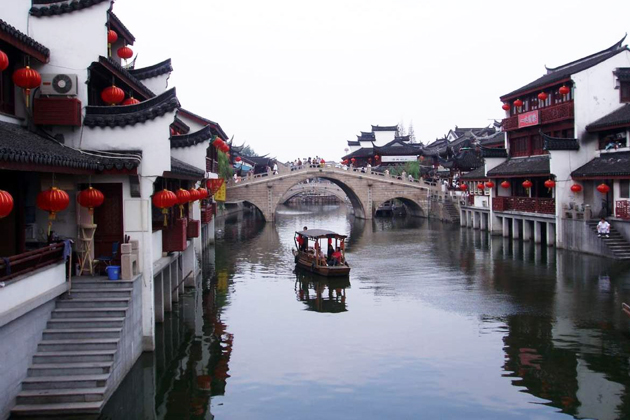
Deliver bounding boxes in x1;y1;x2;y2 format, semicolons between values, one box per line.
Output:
502;102;574;132
0;243;65;282
492;196;555;214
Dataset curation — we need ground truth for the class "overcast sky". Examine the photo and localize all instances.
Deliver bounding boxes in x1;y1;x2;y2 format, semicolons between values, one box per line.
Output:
115;0;629;162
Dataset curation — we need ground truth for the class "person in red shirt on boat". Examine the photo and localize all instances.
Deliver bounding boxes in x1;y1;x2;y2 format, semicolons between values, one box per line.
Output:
331;247;343;266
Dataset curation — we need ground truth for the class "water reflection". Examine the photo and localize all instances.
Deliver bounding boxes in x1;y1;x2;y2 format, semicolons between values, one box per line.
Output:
102;203;630;420
294;268;350;313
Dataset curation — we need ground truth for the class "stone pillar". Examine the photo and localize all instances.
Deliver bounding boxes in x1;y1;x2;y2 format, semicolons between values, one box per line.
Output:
490;213;502;236
502;217;510;238
460;210;466;227
472;211;480;229
163;266;172;312
171;261;179;304
523;219;532;241
154;272;164;323
534;221;542;244
480;212;488;231
546;222;555;246
512;218;520;239
139;177;156;351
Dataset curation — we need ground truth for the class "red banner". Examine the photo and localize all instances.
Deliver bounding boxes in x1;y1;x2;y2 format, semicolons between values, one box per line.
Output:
518;110;539;128
207;178;224;195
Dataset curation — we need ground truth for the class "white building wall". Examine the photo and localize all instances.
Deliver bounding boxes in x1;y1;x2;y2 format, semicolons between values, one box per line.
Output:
171;142;208;172
177;114;207;132
140;73;170;96
373;130;396;146
3;0;32;33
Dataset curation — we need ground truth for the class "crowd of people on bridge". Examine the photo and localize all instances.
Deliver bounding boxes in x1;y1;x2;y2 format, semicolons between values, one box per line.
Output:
290;156;326;171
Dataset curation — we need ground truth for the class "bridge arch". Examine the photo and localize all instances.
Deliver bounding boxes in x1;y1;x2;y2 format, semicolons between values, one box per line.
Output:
279;182;348;204
226;165;435;222
373;196;425;218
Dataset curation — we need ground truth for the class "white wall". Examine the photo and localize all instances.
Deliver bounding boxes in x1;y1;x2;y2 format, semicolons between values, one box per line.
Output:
3;0;31;33
0;263;66;319
152;230;163;263
171;142;208;172
373;130;396;146
177;113;207;132
140;73;170;95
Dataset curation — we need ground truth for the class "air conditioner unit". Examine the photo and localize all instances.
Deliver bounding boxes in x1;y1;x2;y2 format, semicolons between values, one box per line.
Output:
41;74;78;96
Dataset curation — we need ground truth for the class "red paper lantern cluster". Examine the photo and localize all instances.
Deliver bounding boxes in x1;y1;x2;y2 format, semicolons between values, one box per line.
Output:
559;85;570;96
501;181;511;189
13;66;41;107
188;188;202;202
570;184;582;193
117;46;133;60
213;138;229;153
597;183;610;194
77;186;105;214
502;102;510;111
152;189;177;226
0;190;14;218
101;85;125;106
0;50;8;72
197;187;208;199
485;181;495;189
537;92;548;101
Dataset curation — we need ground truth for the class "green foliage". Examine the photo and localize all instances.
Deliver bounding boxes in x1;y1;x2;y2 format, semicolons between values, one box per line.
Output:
240;145;256;157
388;161;420;179
217;151;233;180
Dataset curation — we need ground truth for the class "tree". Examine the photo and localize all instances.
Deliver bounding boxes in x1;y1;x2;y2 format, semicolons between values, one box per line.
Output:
397;120;406;137
240;145;256;157
408;122;416;143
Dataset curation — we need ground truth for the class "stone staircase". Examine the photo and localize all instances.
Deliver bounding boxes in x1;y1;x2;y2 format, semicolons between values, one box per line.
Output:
11;278;136;417
587;220;630;260
442;199;461;224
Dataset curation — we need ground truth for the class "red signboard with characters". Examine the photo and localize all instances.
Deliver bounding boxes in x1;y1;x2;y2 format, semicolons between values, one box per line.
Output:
206;178;224;195
518;110;539;128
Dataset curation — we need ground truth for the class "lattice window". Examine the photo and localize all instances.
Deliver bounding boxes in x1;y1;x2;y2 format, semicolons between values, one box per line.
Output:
621;81;630;103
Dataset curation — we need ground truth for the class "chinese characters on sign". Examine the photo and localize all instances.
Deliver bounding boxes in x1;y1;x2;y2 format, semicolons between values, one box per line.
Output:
518;110;539;128
214;182;226;201
381;156;418;163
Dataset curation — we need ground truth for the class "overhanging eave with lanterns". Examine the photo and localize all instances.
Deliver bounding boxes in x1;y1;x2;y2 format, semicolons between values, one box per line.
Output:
486;155;551;178
0;18;50;63
90;56;155;102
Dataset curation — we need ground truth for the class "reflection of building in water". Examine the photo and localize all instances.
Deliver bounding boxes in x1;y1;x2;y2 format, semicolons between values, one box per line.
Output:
502;313;628;419
295;270;350;313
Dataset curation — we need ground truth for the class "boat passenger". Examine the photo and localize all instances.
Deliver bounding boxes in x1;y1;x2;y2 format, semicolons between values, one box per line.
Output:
331;247;343;266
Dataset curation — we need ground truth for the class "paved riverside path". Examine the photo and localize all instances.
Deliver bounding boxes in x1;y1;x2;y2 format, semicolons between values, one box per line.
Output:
226;164;440;221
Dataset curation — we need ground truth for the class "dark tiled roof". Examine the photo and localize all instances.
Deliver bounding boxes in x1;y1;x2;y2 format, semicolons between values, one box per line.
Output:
450;149;483;171
542;133;579;150
177;108;229;140
586;104;630;132
99;56;154;99
169;157;205;179
84;87;180;128
422;138;448;157
501;37;628;100
30;0;109;17
487;155;550;177
460;166;487;180
373;140;421;155
453;126;496;138
0;121;140;172
571;152;630;178
171;117;190;134
357;132;376;141
128;58;173;80
246;156;274;166
108;11;135;44
478;132;505;146
481;147;508;158
395;135;410;142
615;68;630;81
346;140;360;146
170;125;212;148
341;148;373;160
0;19;50;63
371;125;398;132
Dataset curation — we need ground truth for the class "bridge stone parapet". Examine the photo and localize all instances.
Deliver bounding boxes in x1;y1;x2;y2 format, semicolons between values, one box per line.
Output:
227;164;440;221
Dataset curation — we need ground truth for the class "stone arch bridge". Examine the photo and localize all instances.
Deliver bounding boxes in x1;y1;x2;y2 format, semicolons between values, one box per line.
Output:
226;164;440;221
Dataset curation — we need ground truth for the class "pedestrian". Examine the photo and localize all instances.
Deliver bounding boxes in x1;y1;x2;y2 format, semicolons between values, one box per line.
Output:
597;218;611;238
273;162;278;175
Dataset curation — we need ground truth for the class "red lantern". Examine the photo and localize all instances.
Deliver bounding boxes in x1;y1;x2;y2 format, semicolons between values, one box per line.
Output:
522;180;532;189
0;50;8;72
122;97;140;106
544;179;555;190
537;92;548;101
374;155;380;160
513;99;523;107
13;66;41;107
77;186;105;214
197;187;208;199
235;156;242;162
152;189;177;226
37;187;70;233
107;30;118;44
207;178;224;195
502;102;510;111
117;46;133;60
188;188;201;202
485;181;495;189
597;183;610;194
500;181;510;189
477;183;485;190
559;85;570;96
351;158;356;163
101;85;125;106
0;190;14;218
459;184;468;191
176;188;191;217
570;184;582;193
214;139;225;150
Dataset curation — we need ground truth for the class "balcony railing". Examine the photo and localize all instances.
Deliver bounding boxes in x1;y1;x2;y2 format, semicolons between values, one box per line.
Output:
0;243;65;282
502;102;574;132
492;196;555;214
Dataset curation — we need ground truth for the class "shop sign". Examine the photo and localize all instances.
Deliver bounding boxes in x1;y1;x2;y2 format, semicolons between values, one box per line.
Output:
381;155;418;163
518;110;539;128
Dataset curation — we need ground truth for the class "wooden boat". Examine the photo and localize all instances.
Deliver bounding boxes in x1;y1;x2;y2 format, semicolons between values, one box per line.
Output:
292;229;350;277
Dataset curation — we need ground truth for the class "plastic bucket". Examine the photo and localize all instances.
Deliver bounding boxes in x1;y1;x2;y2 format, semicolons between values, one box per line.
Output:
105;265;121;280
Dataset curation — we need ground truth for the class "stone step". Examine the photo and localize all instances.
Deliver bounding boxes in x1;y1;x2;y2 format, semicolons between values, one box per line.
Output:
47;318;125;329
52;308;127;319
28;362;113;377
16;387;106;405
11;400;103;416
38;338;119;352
21;374;109;391
56;298;130;309
42;328;122;340
33;350;116;364
69;288;133;298
71;279;135;289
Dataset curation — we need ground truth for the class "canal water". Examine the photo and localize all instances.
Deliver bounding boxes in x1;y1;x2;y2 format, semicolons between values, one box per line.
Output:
101;204;630;420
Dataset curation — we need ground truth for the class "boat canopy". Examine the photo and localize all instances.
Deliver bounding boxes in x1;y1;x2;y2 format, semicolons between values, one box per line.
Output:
295;229;347;239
